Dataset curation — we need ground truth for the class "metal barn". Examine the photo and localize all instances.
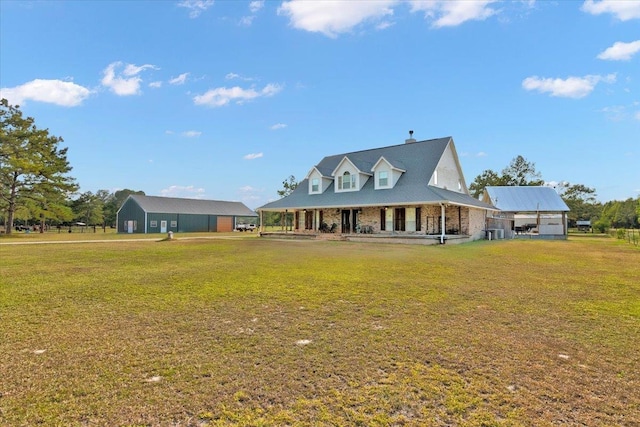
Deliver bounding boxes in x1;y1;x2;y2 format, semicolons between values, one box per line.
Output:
482;186;570;240
116;195;257;234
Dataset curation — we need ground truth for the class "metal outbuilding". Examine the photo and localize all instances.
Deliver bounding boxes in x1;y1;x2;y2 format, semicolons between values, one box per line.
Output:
482;186;570;239
116;195;257;234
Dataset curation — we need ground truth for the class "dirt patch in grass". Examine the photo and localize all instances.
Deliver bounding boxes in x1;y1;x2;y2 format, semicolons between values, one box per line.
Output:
1;238;638;426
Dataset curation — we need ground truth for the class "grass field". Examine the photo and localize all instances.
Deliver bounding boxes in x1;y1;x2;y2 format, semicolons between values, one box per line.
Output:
1;235;638;426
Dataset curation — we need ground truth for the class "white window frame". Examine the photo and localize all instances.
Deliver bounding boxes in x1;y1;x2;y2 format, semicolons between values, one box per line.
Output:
378;171;389;188
311;178;319;193
338;171;357;191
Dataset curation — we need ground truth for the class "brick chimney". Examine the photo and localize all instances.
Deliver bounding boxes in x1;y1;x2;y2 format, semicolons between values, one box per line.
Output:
405;130;416;144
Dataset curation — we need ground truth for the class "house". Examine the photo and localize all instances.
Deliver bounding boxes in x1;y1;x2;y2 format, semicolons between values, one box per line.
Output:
117;195;257;234
481;186;570;239
256;135;496;244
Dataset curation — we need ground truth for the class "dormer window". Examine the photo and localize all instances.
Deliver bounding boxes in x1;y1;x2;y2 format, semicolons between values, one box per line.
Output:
378;171;388;187
372;156;405;190
338;171;356;190
311;178;319;192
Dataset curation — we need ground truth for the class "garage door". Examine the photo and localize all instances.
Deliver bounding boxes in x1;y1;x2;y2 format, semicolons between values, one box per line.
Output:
217;216;233;232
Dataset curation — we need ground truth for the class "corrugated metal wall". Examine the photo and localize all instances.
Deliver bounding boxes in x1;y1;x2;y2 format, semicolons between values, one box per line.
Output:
118;204;241;233
147;213;178;232
177;214;209;232
117;198;146;233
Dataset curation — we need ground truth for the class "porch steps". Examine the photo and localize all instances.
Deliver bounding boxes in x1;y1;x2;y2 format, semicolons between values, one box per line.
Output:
315;233;346;241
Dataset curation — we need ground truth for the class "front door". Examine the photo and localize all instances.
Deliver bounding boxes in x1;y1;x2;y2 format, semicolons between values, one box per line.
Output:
352;210;359;233
305;210;314;230
341;210;351;233
127;220;134;234
160;220;167;233
394;208;406;231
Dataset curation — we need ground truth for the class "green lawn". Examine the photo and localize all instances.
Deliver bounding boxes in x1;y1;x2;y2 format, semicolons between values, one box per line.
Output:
1;236;638;426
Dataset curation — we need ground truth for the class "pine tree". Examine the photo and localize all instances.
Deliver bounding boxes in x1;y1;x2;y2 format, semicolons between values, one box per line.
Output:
0;99;78;234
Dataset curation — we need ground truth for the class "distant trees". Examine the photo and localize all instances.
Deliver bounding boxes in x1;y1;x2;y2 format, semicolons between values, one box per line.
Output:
556;182;600;226
469;155;544;198
468;170;503;198
101;189;145;227
277;175;299;198
1;99;78;234
71;191;105;228
596;198;639;231
258;175;300;228
70;188;145;230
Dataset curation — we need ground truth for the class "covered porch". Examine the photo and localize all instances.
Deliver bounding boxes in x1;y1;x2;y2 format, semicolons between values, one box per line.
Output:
258;203;486;245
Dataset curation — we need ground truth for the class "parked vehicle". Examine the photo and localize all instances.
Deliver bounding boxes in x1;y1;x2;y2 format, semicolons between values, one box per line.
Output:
235;223;257;232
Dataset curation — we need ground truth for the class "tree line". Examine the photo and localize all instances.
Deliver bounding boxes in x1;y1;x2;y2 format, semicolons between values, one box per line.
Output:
1;99;147;234
468;155;639;231
2;98;638;234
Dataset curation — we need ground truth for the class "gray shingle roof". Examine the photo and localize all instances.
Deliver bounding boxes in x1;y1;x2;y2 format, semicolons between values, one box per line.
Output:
484;186;569;212
258;137;494;211
130;195;257;216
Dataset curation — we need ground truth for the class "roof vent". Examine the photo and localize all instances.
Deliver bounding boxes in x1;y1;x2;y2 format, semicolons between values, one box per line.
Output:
405;130;416;144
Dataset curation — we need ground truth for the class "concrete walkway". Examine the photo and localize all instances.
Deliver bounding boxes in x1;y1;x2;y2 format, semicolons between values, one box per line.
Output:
0;234;253;246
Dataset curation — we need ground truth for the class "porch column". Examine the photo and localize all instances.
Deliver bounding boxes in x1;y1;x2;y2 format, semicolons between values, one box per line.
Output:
440;204;446;244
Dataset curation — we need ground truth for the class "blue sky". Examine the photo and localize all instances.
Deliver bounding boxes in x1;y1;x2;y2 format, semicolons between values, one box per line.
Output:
1;0;639;209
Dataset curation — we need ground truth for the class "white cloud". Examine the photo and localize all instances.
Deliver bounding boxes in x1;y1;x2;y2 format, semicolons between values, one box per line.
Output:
0;79;91;107
169;73;189;85
123;63;156;76
178;0;214;18
239;185;258;193
522;74;616;98
159;185;206;198
101;61;158;96
597;40;640;61
237;185;262;209
277;0;503;36
376;21;394;30
249;1;264;13
635;111;640;121
225;72;254;81
241;0;264;25
600;105;626;121
239;15;255;26
278;0;397;38
149;81;163;88
476;151;488;157
182;130;202;137
193;83;283;107
244;152;264;160
409;0;499;28
581;0;640;21
270;123;287;130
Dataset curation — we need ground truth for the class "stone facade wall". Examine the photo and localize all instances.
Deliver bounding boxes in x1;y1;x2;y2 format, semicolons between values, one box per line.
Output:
298;204;485;239
467;207;487;241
